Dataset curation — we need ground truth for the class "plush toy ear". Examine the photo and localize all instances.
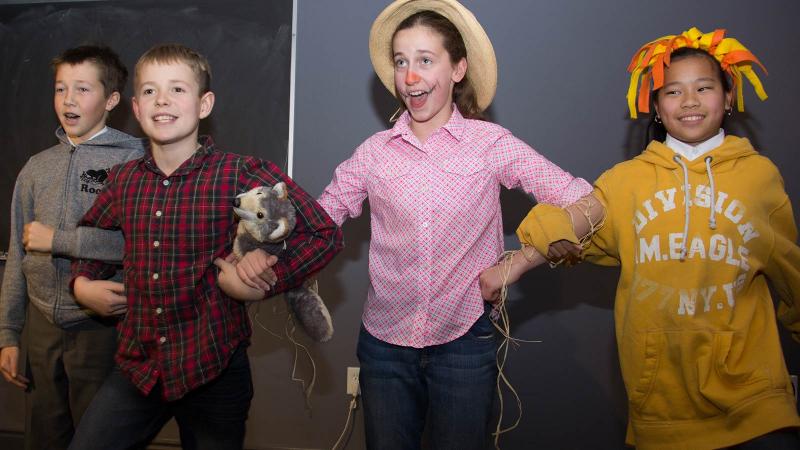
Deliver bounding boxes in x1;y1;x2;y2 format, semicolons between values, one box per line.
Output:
272;182;288;200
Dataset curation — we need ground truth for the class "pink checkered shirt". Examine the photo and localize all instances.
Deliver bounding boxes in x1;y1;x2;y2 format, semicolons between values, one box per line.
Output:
318;108;592;347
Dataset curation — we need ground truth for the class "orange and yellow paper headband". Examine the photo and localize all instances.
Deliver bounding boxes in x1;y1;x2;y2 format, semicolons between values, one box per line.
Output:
626;27;767;119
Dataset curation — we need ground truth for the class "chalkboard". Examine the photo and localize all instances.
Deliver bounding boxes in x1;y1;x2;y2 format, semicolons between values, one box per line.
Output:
0;0;293;252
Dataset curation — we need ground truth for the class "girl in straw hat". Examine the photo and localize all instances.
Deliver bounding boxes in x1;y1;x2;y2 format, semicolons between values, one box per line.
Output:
314;1;601;448
516;28;800;449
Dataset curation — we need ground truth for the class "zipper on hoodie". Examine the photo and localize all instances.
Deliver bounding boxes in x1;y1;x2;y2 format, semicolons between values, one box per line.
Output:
53;143;77;322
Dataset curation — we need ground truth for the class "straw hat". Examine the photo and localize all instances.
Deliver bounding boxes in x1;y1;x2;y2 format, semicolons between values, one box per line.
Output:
369;0;497;111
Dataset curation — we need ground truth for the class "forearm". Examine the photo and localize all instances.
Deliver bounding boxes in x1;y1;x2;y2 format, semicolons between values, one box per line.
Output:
0;290;26;348
70;259;117;290
52;226;125;262
270;225;343;295
563;193;606;243
506;246;547;280
517;192;606;259
0;244;29;349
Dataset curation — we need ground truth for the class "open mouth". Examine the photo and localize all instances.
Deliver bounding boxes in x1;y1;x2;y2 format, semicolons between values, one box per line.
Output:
403;86;434;109
152;114;177;123
61;112;81;127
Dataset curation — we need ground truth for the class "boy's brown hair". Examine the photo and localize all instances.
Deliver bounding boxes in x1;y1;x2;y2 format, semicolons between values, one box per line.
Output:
51;45;128;98
134;44;212;95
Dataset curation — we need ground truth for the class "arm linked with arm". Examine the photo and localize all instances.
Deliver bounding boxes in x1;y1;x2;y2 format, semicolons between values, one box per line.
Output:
488;133;606;263
52;226;124;263
245;160;344;296
70;174;123;288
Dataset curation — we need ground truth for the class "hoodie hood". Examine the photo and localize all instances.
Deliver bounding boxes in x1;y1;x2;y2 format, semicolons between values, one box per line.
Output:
55;126;144;151
636;135;758;172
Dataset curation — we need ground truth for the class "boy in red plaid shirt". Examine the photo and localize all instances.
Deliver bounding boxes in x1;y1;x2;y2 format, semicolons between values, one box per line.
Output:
67;44;342;450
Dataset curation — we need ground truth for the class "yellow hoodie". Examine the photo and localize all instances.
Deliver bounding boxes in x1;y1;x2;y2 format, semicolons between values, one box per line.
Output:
519;136;800;449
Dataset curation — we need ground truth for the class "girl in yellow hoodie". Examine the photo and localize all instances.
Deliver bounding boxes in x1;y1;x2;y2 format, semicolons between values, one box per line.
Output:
511;28;800;449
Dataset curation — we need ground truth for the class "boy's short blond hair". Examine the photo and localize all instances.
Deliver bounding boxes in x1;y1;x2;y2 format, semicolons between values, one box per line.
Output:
134;43;212;95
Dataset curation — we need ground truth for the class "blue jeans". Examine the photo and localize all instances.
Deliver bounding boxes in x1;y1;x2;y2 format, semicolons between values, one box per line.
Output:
357;309;498;450
67;345;253;450
728;428;800;449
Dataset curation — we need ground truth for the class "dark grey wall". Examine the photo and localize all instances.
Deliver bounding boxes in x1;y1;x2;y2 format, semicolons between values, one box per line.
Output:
293;1;800;449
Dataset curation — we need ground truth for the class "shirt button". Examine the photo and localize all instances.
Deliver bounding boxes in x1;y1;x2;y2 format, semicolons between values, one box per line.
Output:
159;336;166;344
153;241;160;248
156;307;163;314
421;221;429;228
152;273;159;280
155;210;163;217
162;179;170;186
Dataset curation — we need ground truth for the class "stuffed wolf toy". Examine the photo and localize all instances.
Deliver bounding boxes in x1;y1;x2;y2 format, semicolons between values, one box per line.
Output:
232;183;333;342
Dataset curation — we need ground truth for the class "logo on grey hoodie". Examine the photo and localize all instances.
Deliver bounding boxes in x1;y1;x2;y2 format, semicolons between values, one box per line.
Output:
80;168;109;194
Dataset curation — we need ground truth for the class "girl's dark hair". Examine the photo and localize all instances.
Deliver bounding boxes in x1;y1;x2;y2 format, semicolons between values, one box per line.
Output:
646;47;732;143
393;11;484;120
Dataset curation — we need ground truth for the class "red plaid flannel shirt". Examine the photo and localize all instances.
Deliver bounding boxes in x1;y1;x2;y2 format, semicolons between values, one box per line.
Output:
72;136;342;400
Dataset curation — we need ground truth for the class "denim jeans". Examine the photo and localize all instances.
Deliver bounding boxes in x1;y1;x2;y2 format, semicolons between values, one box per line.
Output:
67;344;253;450
728;428;800;449
357;308;498;450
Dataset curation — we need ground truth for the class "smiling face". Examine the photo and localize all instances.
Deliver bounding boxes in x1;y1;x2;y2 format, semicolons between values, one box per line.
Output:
54;62;120;145
392;24;466;141
654;55;733;145
132;60;214;153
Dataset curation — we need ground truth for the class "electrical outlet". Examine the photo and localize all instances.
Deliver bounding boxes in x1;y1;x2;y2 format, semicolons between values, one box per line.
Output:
346;366;360;396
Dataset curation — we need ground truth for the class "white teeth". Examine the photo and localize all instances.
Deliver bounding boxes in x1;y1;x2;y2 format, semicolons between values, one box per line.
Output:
408;90;428;97
64;113;79;119
153;114;176;122
680;115;704;122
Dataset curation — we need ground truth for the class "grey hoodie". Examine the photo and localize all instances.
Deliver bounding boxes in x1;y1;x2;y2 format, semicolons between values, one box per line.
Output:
0;127;144;348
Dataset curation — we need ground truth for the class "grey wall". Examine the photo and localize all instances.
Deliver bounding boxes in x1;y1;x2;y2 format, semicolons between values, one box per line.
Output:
0;1;798;449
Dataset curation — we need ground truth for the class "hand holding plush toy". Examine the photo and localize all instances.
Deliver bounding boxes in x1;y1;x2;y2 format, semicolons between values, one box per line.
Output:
221;183;334;342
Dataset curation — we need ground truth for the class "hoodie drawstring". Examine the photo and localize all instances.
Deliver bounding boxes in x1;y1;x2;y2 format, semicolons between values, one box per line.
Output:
673;154;718;261
673;155;691;261
705;156;717;230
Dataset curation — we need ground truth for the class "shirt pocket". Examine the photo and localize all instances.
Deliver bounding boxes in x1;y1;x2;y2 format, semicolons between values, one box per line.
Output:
369;159;417;210
430;157;493;213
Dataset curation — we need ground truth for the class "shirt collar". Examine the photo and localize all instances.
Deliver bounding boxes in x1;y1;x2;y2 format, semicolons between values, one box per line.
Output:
141;135;215;176
665;129;725;161
66;126;108;147
389;104;466;142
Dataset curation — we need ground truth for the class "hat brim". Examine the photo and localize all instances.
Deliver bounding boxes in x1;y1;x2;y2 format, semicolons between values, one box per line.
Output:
369;0;497;111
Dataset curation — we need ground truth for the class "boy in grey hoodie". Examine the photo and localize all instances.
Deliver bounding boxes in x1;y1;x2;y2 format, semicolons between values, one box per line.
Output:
0;45;143;449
